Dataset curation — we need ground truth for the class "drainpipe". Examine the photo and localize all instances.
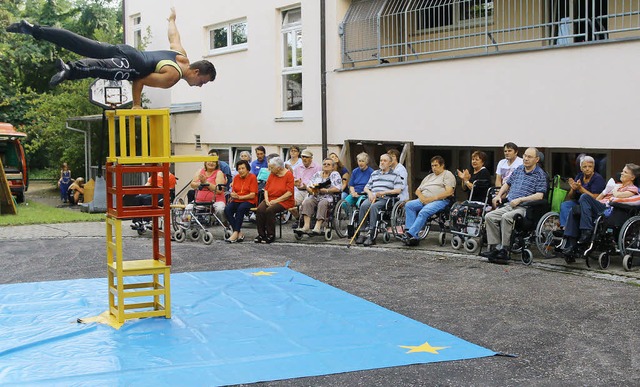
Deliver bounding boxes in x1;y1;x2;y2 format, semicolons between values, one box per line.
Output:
65;123;90;181
320;0;328;159
122;0;126;44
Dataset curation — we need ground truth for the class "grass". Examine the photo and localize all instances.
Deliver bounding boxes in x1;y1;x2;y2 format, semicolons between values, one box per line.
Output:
0;200;105;226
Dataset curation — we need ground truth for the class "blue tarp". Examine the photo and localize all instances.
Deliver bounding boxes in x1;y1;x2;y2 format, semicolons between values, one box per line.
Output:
0;267;496;385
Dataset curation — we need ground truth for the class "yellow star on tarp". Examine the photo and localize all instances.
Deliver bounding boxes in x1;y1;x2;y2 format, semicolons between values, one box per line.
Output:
251;271;277;276
399;341;450;354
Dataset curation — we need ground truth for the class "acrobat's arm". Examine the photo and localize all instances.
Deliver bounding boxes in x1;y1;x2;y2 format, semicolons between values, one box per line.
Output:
167;7;187;56
132;67;181;108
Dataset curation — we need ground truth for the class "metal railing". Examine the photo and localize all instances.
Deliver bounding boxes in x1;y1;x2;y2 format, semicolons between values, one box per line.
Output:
341;0;640;66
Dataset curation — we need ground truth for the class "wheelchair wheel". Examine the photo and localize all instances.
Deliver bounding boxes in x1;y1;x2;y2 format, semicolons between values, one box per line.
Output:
188;229;201;242
622;254;633;271
521;249;533;266
173;229;186;243
224;228;232;240
324;228;333;241
451;235;462;250
333;199;352;239
464;238;480;254
390;201;406;239
202;231;214;245
598;252;610;270
617;215;640;257
382;231;391;244
438;232;446;246
535;211;561;258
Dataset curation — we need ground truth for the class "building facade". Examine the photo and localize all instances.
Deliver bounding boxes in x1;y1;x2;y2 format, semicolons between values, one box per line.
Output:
124;0;640;191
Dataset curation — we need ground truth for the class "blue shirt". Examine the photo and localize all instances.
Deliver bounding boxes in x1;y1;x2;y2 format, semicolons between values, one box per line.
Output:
507;165;548;202
574;172;606;198
250;158;268;177
218;160;232;188
349;166;374;193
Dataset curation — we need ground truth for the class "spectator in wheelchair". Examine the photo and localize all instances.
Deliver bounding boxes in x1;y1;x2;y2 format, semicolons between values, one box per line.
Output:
255;157;295;244
457;150;491;202
345;152;374;207
480;147;548;264
190;160;227;225
224;160;258;243
403;155;456;246
356;153;404;247
495;142;523;187
285;145;302;171
329;152;350;199
296;158;343;235
558;155;606;231
387;148;409;201
290;149;321;223
561;163;640;255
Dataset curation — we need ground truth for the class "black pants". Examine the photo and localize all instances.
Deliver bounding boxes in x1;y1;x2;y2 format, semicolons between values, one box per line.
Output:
256;202;285;238
33;25;144;81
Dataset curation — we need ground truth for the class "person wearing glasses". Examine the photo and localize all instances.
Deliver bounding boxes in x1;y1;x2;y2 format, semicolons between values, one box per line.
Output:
290;149;321;224
296;158;343;235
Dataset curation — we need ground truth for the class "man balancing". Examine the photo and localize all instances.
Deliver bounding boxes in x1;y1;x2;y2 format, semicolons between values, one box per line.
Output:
6;7;215;109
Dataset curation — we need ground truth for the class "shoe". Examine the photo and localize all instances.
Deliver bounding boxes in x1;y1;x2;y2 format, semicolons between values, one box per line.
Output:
401;232;413;245
264;235;275;244
480;249;499;258
407;237;419;247
363;236;376;246
355;234;366;245
490;249;510;264
552;229;565;238
237;235;244;243
254;235;263;243
295;227;310;234
577;230;593;245
6;20;34;35
309;229;321;236
561;243;575;256
49;58;71;87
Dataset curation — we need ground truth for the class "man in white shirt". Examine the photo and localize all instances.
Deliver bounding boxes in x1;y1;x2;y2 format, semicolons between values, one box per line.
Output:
494;142;523;187
387;149;409;201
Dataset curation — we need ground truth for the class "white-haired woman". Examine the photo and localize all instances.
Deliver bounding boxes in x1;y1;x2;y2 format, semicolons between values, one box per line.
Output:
255;157;294;244
559;155;606;229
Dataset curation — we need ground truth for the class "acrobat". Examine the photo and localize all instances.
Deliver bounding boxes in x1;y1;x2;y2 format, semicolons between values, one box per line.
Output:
6;7;215;109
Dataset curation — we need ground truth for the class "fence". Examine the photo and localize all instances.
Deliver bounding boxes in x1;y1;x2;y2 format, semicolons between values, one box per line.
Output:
341;0;640;66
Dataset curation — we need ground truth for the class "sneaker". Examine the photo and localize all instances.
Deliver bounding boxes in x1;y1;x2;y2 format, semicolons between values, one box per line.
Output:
355;234;366;244
363;236;375;246
254;235;263;243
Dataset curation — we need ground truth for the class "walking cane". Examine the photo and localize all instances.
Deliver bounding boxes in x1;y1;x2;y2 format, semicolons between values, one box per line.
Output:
347;205;372;248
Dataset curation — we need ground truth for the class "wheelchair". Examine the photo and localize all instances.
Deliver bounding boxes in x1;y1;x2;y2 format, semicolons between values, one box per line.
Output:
345;194;400;244
449;182;493;254
293;193;342;241
333;194;366;239
563;202;640;269
171;183;231;245
389;197;453;246
130;189;175;236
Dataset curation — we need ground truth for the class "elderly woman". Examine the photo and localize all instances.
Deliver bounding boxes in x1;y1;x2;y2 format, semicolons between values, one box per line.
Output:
285;145;302;171
562;163;640;254
255;157;294;244
457;150;491;202
558;155;606;229
224;160;258;243
329;152;350;198
345;152;374;207
191;159;227;223
295;158;343;235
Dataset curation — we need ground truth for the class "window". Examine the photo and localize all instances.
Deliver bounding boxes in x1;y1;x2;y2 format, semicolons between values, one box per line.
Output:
194;135;201;151
281;8;303;117
208;19;248;54
132;15;142;49
232;147;252;166
414;0;493;31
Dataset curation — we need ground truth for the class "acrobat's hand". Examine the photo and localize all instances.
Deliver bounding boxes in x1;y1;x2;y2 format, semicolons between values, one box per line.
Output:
168;7;176;22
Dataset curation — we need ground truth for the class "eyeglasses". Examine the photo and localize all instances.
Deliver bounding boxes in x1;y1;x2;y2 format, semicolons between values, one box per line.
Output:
323;163;332;166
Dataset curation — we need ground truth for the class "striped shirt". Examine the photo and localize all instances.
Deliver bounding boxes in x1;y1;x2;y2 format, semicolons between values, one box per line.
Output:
365;169;404;193
507;165;548;202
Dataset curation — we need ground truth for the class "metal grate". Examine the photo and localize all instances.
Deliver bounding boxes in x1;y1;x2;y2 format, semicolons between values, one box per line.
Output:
341;0;640;66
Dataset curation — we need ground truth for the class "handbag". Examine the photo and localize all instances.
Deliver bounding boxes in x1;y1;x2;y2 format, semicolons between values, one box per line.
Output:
551;175;568;213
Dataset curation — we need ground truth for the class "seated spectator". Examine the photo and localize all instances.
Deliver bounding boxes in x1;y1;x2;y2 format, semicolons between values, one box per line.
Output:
403;156;456;246
232;151;252;178
480;148;548;264
387;148;409;201
285;145;302;171
136;171;177;207
562;163;640;255
345;152;374;207
495;142;523;187
558;155;606;231
67;177;85;205
356;154;403;247
329;152;350;199
208;150;232;191
224;160;258;243
255;157;294;244
190;160;227;224
296;158;342;235
250;146;268;176
457;151;491;202
290;149;321;221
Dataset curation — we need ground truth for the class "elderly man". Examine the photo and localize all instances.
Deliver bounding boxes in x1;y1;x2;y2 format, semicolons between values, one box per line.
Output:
403;156;456;246
481;147;548;264
290;149;321;222
356;154;403;247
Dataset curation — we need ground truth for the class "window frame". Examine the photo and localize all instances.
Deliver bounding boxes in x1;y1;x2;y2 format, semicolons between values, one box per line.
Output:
413;0;494;34
207;18;248;56
280;7;303;119
131;14;142;50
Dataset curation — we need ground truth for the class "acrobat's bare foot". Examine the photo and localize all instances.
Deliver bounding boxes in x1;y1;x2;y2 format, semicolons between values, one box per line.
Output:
49;59;70;87
6;20;34;35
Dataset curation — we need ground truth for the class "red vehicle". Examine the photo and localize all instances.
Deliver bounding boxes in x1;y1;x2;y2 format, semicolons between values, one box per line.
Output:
0;122;29;203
